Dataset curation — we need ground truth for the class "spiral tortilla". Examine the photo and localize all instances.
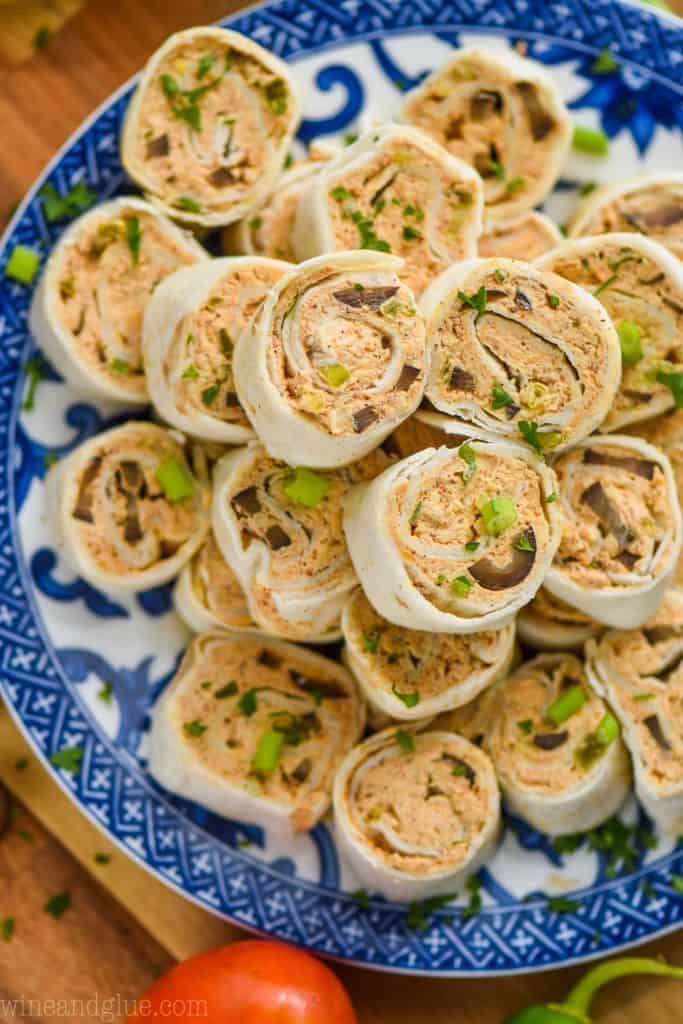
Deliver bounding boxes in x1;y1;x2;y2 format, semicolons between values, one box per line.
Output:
343;439;562;634
46;421;211;594
212;443;390;642
121;27;301;228
143;255;290;443
333;726;500;900
402;47;571;223
420;257;620;452
292;122;483;295
233;251;427;468
148;630;364;836
443;653;631;835
29;198;206;404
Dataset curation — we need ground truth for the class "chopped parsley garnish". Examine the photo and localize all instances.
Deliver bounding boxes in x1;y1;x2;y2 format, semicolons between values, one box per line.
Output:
489;159;506;180
21;355;45;411
94;852;112;865
517;420;561;455
197;54;216;79
45;891;71;919
330;185;352;201
283;467;329;508
458;286;487;315
464;541;479;552
183;719;207;738
572;124;609;156
409;501;423;526
451;575;473;596
125;216;141;267
34;26;50;50
657;369;683;407
238;689;258;717
402;225;422;242
407;893;457;930
505;176;526;194
351;210;391;252
590;48;618;74
552;834;583;856
362;630;381;654
546;896;581;914
351;889;370;909
182;363;200;380
617;320;643;365
49;746;83;773
458;442;476;483
392;685;420;708
404;204;424;221
98;681;113;703
461;876;482;921
491;383;514;409
546;492;557;503
265;78;288;115
15;757;29;772
494;269;507;283
480;496;516;536
395;729;414;754
514;533;535;552
201;384;220;406
161;73;180;99
517;719;533;735
547;294;561;309
671;875;683;894
155;458;194;502
6;245;40;286
214;681;239;699
39;181;96;222
633;692;654;702
1;917;15;942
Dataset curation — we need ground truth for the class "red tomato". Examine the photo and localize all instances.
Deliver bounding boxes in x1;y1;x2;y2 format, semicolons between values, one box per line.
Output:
128;939;357;1024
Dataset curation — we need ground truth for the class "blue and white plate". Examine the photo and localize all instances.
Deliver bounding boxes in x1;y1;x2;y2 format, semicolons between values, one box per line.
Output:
2;0;683;977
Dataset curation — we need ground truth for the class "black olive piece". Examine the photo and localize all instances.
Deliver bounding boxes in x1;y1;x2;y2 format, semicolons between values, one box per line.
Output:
533;730;568;750
333;286;399;309
258;650;282;669
146;133;170;158
232;486;261;515
583;449;656;480
73;457;102;523
353;406;378;433
469;527;536;591
449;366;476;391
515;81;556;140
265;524;291;550
394;365;421;391
643;714;671;751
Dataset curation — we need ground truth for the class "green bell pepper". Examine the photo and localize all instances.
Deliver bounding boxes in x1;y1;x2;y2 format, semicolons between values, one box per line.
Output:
504;957;683;1023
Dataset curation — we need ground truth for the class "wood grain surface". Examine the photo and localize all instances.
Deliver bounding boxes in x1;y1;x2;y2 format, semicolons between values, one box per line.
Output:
1;2;683;1021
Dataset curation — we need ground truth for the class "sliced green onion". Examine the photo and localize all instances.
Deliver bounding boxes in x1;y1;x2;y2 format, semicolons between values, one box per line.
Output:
125;215;141;266
451;575;473;596
183;719;207;738
6;245;40;285
545;685;586;727
458;286;487;314
395;729;414;753
491;383;514;409
174;196;202;213
657;369;683;407
252;728;285;776
458;442;476;482
572;125;609;156
392;685;420;708
201;384;220;406
155;458;194;502
282;467;329;508
480;496;516;536
617;320;643;365
590;48;618;74
595;711;620;746
182;363;200;379
320;363;350;387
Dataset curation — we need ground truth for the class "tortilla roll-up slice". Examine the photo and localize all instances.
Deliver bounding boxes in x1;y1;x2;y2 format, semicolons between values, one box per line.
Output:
401;47;571;223
586;588;683;835
443;653;630;836
536;233;683;432
174;529;261;634
333;726;500;900
121;27;301;228
148;631;364;836
292;123;483;296
568;172;683;260
29;198;207;405
212;443;390;643
420;258;620;453
517;587;602;652
544;435;682;629
478;212;562;260
46;422;211;594
143;255;290;443
637;410;683;588
344;439;562;635
233;251;427;468
342;588;514;720
223;156;328;261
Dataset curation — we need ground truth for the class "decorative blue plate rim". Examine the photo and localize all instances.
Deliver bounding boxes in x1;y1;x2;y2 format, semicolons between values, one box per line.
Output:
2;0;683;976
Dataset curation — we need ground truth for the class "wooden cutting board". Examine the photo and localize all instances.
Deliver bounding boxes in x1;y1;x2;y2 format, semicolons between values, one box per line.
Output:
2;1;683;1020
